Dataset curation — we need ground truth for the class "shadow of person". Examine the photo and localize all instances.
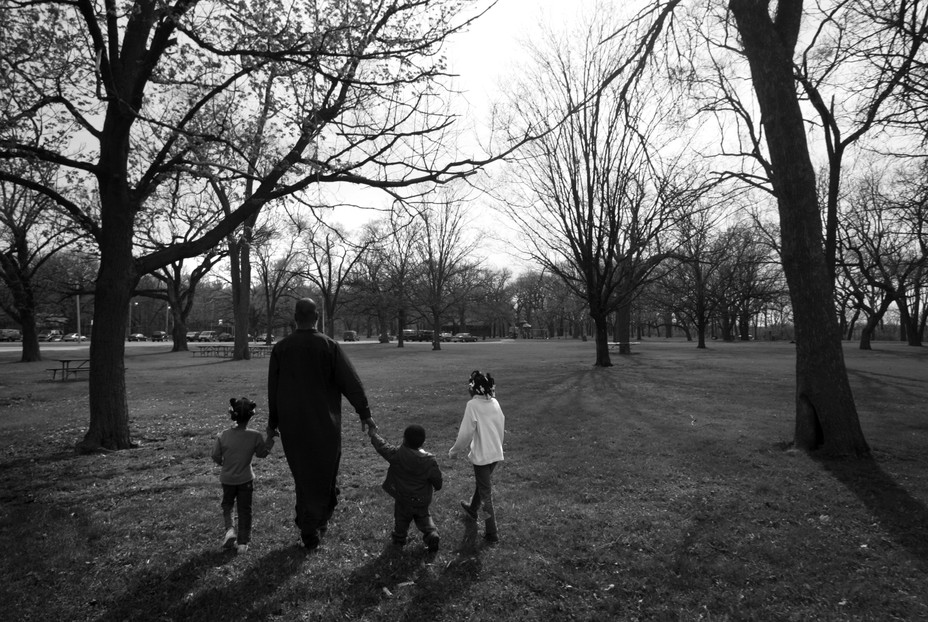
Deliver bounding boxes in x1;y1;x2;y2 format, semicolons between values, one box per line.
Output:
818;455;928;570
339;516;486;620
339;541;430;616
403;518;485;620
93;545;307;622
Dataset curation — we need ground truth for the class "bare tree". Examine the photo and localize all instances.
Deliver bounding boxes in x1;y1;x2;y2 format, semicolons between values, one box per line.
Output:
136;174;229;351
0;0;501;450
840;165;928;348
469;267;515;339
722;0;869;455
293;216;371;339
792;0;928;283
712;224;785;341
0;164;87;361
410;191;480;350
253;217;302;343
501;9;699;365
658;209;724;349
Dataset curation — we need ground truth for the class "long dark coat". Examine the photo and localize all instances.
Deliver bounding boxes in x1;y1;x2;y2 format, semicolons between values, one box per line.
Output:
267;328;371;535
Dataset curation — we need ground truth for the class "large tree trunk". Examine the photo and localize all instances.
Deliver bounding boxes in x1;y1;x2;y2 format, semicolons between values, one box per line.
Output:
170;301;187;352
80;216;135;452
19;308;41;363
3;266;41;361
859;297;891;351
897;300;923;347
78;110;139;452
859;318;875;351
615;300;633;355
397;307;407;348
431;311;442;351
231;232;254;360
591;310;612;367
731;0;868;456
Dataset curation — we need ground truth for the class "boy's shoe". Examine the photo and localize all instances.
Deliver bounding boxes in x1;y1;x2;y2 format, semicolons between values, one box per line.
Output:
484;532;499;544
222;528;237;549
460;501;477;520
425;532;440;553
236;544;249;554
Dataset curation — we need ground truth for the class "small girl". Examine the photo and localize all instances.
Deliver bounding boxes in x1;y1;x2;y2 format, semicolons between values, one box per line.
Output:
211;397;276;553
448;370;505;543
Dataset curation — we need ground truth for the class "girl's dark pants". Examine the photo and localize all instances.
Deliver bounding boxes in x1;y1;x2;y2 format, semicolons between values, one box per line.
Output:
221;481;254;545
466;462;498;537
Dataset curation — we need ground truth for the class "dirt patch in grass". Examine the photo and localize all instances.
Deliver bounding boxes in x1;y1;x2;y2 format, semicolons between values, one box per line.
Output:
1;339;927;621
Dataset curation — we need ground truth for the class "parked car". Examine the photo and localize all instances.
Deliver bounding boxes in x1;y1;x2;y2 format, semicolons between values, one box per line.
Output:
150;331;168;342
0;328;22;341
127;333;148;342
217;332;234;342
186;331;200;342
62;333;87;342
439;332;453;342
38;330;64;341
343;330;358;342
452;332;478;342
197;330;218;342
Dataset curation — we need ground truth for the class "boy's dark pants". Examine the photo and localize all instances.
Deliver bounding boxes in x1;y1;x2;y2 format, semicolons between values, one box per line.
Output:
221;481;254;545
392;501;438;545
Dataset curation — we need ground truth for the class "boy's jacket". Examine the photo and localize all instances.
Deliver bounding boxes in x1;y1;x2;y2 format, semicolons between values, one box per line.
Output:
371;433;443;508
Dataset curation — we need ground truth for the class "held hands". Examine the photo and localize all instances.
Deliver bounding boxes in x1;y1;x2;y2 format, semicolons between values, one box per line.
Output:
361;418;377;435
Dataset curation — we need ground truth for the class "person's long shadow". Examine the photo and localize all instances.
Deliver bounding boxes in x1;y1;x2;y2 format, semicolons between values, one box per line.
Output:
817;455;928;570
339;517;483;619
93;545;307;622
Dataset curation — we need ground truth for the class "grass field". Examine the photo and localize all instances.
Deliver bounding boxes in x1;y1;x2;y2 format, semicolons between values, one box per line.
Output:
1;338;926;621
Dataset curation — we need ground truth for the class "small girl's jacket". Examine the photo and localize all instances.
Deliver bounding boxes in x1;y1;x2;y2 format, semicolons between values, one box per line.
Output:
370;433;443;509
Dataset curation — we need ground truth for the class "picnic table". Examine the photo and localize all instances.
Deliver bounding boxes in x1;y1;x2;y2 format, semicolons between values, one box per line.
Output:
192;344;274;358
47;358;90;380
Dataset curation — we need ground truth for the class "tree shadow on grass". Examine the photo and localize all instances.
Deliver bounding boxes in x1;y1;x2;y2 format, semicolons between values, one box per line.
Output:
339;516;484;620
818;455;928;570
94;545;307;622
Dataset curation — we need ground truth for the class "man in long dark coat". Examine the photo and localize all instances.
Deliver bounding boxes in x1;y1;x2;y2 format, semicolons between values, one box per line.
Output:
267;298;377;550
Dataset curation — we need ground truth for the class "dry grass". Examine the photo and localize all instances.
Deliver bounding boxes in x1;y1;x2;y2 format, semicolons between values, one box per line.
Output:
1;338;926;621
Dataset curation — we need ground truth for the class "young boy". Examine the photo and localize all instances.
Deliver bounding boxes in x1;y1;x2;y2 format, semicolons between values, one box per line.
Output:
369;424;443;552
212;397;276;553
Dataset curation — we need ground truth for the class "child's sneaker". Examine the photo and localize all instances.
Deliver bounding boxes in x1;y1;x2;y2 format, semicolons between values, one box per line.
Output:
236;543;249;554
222;528;237;549
425;532;440;553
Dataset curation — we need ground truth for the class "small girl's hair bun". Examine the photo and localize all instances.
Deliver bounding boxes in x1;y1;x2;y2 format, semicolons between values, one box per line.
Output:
229;397;257;421
469;370;495;396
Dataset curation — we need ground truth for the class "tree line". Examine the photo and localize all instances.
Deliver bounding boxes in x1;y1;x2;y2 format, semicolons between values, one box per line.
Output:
2;0;927;457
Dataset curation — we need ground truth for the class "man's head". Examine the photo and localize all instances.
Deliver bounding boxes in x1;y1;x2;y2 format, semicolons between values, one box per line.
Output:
294;298;319;329
403;424;426;449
